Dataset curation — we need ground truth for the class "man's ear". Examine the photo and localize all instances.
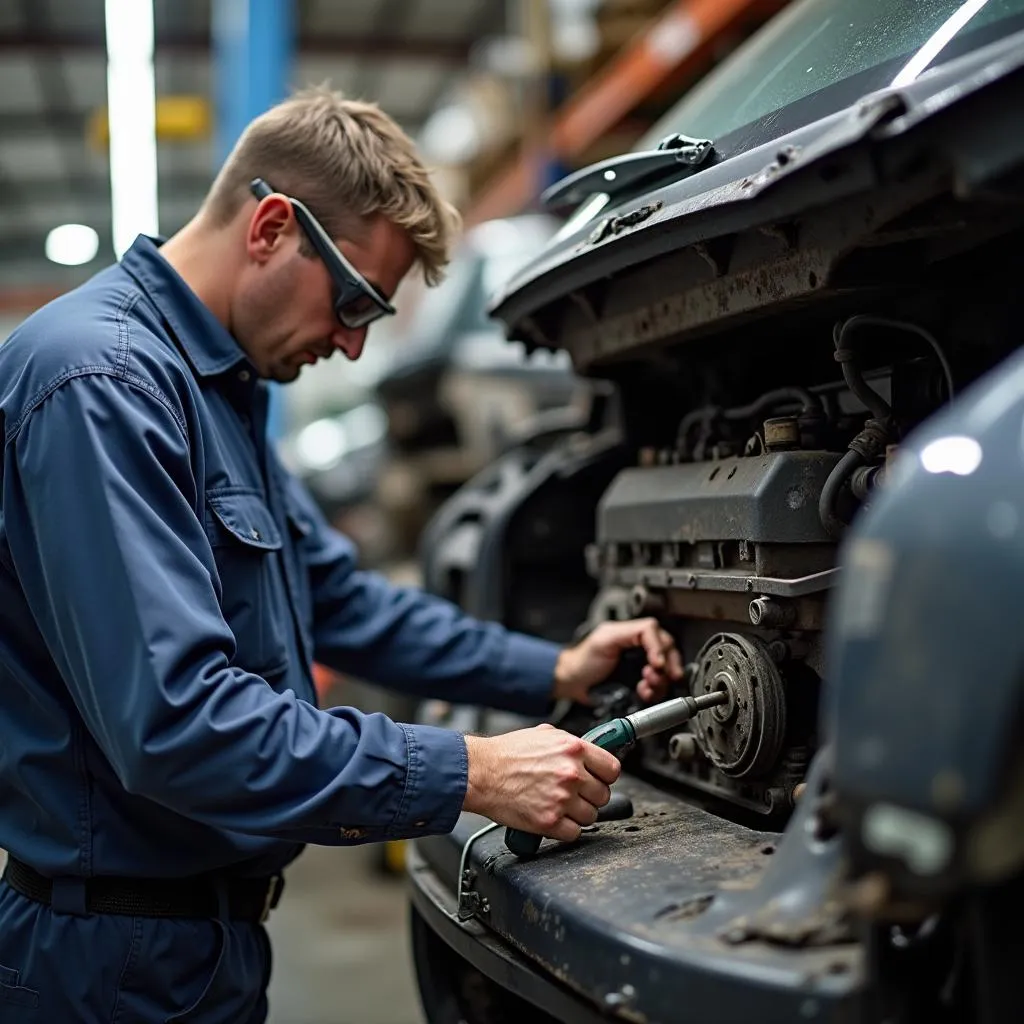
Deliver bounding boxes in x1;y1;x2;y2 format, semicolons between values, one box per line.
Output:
246;194;294;264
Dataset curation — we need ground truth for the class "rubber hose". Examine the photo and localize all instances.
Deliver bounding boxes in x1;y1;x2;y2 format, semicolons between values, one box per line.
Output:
819;449;865;539
833;321;893;422
677;387;824;457
722;386;823;421
675;405;717;454
839;360;892;422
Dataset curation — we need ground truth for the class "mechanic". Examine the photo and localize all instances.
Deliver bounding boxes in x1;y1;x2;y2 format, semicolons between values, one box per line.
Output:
0;86;682;1023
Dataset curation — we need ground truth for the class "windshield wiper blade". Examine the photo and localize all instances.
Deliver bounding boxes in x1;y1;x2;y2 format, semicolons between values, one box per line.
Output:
540;133;714;210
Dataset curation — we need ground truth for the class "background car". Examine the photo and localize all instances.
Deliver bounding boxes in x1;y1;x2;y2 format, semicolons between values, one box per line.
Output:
280;212;586;565
372;212;588;558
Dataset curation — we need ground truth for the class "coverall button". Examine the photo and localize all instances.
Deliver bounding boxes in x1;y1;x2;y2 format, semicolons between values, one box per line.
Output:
238;369;251;382
340;827;366;839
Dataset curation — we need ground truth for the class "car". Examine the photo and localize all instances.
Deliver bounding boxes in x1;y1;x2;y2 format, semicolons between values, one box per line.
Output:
406;1;1024;1021
372;213;588;559
279;214;584;565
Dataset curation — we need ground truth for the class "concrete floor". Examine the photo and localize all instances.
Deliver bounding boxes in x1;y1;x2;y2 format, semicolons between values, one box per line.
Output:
266;841;424;1024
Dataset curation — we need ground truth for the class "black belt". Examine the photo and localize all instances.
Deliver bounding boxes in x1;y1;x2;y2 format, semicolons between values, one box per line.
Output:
2;856;284;923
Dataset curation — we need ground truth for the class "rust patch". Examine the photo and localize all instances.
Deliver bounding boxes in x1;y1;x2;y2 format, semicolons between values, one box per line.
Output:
654;893;715;922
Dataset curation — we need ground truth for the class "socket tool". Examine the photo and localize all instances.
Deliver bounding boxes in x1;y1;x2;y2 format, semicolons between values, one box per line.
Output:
505;691;729;858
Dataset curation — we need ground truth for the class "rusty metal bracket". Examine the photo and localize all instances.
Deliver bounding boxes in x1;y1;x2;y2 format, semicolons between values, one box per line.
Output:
587;201;665;247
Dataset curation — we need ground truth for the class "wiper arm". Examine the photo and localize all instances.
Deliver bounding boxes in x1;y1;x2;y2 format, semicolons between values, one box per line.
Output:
540;133;714;210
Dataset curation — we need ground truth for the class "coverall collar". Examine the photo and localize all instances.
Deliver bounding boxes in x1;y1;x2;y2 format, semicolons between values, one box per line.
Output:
119;234;251;379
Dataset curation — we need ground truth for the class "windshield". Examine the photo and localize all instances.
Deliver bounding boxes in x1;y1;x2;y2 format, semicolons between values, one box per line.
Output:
640;0;1024;153
395;214;558;363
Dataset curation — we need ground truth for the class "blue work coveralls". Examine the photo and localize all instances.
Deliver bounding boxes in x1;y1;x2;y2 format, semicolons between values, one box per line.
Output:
0;236;559;1022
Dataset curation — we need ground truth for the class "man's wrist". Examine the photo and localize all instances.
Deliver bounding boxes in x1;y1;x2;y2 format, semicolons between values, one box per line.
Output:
462;734;490;815
552;646;577;702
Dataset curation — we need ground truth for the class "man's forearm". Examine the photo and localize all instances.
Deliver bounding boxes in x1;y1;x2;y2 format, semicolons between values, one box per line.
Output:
314;568;562;713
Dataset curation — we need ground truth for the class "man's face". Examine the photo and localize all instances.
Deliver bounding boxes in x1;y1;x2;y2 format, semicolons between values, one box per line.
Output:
233;199;415;383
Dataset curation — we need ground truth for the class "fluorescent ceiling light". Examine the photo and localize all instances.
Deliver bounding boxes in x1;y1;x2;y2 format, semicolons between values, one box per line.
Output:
105;0;159;258
45;224;100;266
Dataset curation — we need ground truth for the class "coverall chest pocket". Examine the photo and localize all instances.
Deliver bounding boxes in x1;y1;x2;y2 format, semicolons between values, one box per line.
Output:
204;489;290;678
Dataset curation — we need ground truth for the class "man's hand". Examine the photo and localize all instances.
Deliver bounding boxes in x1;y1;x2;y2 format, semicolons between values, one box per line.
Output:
463;725;621;842
553;617;684;705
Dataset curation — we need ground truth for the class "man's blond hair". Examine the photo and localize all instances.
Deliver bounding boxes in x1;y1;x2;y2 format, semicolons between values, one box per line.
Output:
204;85;461;285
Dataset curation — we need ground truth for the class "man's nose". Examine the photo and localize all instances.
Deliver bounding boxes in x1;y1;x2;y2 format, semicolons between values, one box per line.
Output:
332;327;367;361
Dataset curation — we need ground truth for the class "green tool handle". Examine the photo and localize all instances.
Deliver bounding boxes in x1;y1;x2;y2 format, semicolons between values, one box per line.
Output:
504;719;636;858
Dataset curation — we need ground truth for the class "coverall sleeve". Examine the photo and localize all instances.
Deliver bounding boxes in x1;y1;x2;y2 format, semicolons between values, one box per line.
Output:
284;477;560;716
3;373;467;843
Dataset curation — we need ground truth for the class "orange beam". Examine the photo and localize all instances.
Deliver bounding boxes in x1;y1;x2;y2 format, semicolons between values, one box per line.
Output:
466;0;771;226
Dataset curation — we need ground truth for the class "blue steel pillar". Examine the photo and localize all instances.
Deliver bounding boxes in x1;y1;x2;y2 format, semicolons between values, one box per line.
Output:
213;0;295;441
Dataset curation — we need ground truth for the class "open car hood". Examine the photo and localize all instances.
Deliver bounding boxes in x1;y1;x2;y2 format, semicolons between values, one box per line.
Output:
489;30;1024;369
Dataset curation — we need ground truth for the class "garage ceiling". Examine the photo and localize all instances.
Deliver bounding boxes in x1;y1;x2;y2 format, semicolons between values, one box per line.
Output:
0;0;507;296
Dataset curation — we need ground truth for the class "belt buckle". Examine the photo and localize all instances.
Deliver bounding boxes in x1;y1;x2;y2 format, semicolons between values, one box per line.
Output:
259;876;282;924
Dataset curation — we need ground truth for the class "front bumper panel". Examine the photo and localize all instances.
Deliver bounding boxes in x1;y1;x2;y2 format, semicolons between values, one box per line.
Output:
410;770;864;1023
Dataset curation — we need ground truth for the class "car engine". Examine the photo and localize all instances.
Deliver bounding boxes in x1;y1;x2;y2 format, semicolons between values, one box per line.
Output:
426;285;1011;827
573;312;962;822
590;425;836;817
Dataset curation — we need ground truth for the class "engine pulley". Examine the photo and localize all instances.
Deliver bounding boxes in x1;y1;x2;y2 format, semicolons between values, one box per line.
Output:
689;633;786;778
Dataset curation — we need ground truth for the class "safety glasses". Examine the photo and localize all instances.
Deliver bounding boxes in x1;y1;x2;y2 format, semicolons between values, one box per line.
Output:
249;178;396;330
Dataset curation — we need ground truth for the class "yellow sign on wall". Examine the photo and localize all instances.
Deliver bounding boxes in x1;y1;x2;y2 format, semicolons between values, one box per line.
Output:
88;96;212;151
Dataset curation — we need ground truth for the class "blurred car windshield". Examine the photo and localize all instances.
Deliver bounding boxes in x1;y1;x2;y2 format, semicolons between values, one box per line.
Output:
397;214;559;361
640;0;1024;154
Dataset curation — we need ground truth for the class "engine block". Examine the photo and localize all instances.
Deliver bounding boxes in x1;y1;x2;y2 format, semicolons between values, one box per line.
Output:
587;449;839;816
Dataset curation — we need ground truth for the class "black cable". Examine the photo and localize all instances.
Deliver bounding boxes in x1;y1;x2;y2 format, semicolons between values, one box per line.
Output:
833;321;893;422
676;388;825;458
722;386;823;421
675;405;718;456
835;315;955;406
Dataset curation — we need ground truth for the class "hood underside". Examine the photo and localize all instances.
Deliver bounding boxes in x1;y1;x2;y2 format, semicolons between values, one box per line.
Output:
490;33;1024;375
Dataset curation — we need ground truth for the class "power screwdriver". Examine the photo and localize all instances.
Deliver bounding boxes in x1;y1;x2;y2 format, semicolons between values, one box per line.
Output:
504;691;729;858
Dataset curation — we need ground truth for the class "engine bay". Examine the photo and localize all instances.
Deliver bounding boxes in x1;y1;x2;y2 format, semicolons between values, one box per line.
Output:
584;317;940;819
522;241;1021;828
